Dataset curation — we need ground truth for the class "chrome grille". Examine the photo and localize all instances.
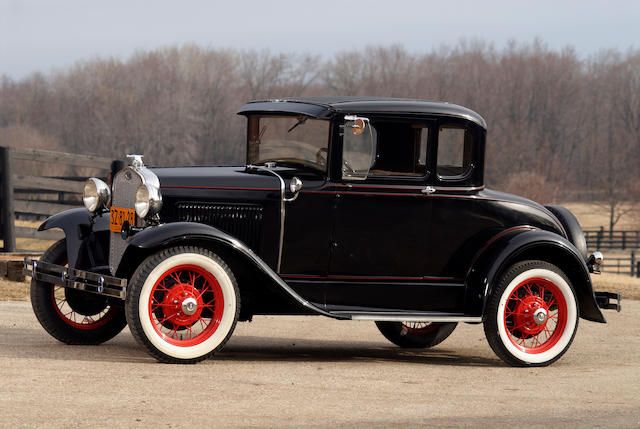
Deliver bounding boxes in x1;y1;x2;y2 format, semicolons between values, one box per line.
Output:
109;168;143;274
163;202;264;251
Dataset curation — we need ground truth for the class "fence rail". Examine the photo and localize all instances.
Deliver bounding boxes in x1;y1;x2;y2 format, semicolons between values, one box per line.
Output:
584;227;640;251
600;253;640;277
0;146;122;252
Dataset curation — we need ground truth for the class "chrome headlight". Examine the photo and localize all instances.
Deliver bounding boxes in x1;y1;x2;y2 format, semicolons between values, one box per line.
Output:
83;178;111;212
135;183;162;218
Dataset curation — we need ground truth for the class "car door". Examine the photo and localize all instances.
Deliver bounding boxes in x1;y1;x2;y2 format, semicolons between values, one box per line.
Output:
279;173;335;307
325;116;459;312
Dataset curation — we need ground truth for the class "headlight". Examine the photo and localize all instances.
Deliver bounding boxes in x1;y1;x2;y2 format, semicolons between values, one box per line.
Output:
83;178;111;212
135;183;162;218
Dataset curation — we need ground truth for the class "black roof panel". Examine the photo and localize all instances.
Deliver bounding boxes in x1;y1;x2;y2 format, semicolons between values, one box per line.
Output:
238;96;487;129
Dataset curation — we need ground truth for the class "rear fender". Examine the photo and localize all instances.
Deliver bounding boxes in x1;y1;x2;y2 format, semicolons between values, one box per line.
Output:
117;222;344;319
38;208;110;268
465;227;605;323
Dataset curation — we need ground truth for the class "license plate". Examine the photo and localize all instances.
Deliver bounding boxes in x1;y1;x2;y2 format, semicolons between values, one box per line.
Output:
110;207;135;233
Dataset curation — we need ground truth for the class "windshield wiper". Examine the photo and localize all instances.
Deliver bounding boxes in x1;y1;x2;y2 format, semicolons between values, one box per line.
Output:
287;116;309;133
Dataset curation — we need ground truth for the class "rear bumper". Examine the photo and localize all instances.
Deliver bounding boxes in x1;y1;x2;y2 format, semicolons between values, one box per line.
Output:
24;258;127;300
595;291;621;312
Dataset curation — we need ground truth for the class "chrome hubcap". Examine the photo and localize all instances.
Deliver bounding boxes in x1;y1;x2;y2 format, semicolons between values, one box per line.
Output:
533;308;548;325
181;297;198;316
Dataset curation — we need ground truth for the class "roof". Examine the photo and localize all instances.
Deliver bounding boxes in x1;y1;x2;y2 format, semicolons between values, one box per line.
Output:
237;96;487;129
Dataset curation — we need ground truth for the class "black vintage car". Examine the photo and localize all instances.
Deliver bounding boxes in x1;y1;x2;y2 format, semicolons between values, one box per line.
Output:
26;97;620;366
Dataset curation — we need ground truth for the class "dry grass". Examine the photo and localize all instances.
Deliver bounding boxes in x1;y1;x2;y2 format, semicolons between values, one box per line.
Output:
0;278;30;301
1;219;56;251
592;272;640;301
562;202;638;230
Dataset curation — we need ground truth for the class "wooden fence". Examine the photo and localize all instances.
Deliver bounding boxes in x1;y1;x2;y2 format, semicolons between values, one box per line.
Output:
584;227;640;251
0;146;122;252
599;252;640;277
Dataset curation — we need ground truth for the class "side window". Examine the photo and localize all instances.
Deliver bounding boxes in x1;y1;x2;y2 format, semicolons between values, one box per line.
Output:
342;117;376;180
342;117;430;181
437;126;474;178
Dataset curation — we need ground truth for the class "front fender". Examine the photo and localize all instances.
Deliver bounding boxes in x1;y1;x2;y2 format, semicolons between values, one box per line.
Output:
465;227;605;323
119;222;345;319
39;208;110;268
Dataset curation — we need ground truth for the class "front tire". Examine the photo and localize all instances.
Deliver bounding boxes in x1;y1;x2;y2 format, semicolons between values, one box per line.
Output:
484;260;579;367
30;239;127;345
125;246;240;364
376;321;457;348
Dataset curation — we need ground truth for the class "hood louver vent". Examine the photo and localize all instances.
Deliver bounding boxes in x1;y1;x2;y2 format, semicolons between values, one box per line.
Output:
164;202;264;251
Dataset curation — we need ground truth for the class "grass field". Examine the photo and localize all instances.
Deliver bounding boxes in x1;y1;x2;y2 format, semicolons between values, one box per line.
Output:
563;202;638;230
1;219;56;252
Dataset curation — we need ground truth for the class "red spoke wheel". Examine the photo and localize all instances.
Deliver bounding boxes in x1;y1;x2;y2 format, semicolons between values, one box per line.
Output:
376;321;457;348
126;246;240;364
484;260;578;367
30;239;127;345
148;264;224;347
52;285;116;330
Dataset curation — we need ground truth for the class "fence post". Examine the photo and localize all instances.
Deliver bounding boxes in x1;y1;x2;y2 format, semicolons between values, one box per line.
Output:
622;231;626;250
597;226;603;250
632;251;636;277
0;147;16;252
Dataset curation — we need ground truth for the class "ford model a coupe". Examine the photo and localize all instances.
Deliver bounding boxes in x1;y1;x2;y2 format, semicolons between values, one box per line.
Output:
26;97;620;366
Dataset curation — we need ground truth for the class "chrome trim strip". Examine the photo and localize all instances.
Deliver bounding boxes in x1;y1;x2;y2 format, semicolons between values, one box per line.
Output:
247;164;286;273
347;314;482;322
432;185;485;192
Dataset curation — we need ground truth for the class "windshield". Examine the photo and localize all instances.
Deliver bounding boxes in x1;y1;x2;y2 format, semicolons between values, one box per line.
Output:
247;115;330;172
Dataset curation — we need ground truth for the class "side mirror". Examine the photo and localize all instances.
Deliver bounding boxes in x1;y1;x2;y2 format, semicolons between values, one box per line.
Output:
289;177;303;193
344;115;367;135
284;177;303;202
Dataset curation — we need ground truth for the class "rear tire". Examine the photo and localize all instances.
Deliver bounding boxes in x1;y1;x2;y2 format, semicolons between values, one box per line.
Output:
484;260;579;367
30;239;127;345
125;246;240;364
375;321;457;348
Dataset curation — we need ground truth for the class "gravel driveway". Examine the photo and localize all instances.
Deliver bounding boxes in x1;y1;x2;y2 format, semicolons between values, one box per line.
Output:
1;300;638;428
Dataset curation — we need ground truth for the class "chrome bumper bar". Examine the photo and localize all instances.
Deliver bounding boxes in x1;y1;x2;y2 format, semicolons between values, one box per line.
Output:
24;258;127;300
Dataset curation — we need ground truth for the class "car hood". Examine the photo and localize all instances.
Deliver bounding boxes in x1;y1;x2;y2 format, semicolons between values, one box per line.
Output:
151;166;280;191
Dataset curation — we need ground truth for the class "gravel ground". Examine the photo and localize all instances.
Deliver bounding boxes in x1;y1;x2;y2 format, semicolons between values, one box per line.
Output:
0;300;638;429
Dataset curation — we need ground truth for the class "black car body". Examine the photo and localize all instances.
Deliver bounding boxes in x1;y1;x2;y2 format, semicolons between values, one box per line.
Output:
26;97;620;366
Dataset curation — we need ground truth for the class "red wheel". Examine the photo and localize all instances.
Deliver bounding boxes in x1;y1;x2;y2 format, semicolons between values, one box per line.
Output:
148;264;224;347
375;321;457;348
31;239;127;345
502;277;567;353
52;285;116;330
401;322;440;335
126;246;240;363
485;260;578;366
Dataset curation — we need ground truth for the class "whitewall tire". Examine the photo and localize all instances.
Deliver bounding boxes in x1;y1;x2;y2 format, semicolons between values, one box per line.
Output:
484;260;578;367
126;246;240;363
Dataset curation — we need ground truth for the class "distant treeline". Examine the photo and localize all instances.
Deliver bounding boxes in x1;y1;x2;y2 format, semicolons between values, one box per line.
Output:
1;41;639;204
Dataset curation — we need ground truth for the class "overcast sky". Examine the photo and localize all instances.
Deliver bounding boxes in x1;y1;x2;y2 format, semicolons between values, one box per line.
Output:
1;0;639;79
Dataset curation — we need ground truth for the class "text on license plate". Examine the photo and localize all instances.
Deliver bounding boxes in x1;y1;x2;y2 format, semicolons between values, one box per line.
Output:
110;207;135;233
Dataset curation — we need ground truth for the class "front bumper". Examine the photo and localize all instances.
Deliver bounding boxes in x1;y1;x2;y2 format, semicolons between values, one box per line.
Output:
24;258;127;300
